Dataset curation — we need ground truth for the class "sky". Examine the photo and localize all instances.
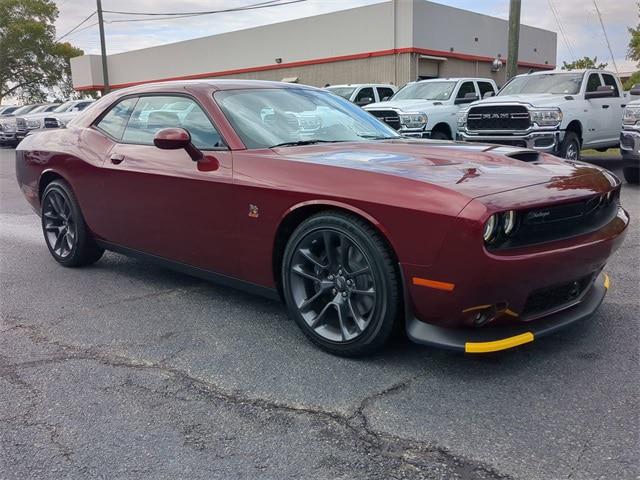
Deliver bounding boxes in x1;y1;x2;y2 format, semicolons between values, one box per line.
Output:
54;0;638;73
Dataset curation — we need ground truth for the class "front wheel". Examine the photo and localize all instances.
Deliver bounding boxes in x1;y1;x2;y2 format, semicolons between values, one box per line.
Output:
281;212;399;357
623;166;639;184
41;180;104;267
559;132;581;160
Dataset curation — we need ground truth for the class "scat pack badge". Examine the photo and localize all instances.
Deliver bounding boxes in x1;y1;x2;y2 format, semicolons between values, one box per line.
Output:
248;204;259;218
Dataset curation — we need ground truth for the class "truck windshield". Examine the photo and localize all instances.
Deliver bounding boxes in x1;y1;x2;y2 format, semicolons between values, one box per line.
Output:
498;73;583;95
326;87;356;99
392;81;456;101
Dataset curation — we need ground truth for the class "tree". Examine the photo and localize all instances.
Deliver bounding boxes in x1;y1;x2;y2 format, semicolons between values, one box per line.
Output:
0;0;84;103
561;56;608;71
625;5;640;90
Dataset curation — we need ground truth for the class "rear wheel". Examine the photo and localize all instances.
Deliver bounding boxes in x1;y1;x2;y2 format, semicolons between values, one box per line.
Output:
623;166;639;184
41;180;104;267
282;211;399;357
559;131;581;160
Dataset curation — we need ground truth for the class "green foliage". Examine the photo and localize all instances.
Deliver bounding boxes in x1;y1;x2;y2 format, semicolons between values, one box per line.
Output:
0;0;84;103
624;71;640;91
561;56;608;71
628;4;640;66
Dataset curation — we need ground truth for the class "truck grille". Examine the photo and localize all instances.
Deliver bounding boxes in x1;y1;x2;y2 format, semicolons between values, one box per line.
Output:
43;117;60;128
489;190;620;251
367;110;401;130
467;105;530;131
523;274;594;317
15;118;27;130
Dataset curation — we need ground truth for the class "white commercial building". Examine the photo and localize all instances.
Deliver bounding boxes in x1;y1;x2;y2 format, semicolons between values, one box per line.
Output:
71;0;557;92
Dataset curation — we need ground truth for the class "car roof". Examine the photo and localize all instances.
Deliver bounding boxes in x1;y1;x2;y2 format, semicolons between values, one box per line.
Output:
516;69;617;77
413;78;490;83
327;84;396;88
119;79;321;94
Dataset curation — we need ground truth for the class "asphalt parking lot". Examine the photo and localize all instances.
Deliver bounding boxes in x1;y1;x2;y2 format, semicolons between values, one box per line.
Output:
1;146;638;480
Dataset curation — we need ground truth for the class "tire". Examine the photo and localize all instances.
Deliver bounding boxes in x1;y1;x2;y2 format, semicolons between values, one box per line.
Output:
430;130;450;140
41;179;104;267
623;166;639;184
559;131;581;160
281;211;399;357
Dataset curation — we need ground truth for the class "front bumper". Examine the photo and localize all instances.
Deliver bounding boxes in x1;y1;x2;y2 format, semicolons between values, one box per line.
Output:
458;129;560;152
399;127;430;138
620;129;640;164
406;272;609;353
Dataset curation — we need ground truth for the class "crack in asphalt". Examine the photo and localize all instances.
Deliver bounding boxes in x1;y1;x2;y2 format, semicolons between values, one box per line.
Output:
1;323;513;479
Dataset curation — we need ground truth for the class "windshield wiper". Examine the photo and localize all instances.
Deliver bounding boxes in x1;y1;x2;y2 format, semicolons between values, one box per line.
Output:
269;139;341;148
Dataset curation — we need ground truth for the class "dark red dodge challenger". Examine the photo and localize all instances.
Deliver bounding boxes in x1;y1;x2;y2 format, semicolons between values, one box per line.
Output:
16;80;628;356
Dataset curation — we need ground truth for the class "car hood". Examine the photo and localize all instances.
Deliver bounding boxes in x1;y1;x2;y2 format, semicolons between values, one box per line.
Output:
472;93;571;108
274;139;613;200
365;100;447;112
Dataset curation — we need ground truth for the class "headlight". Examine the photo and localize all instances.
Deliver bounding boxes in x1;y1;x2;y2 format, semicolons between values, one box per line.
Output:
623;105;640;126
483;214;498;243
399;113;427;129
457;108;469;128
530;108;562;127
501;210;517;235
26;119;41;129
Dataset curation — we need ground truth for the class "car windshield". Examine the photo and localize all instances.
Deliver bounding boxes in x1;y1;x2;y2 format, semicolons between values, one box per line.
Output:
28;105;50;114
326;87;356;99
12;105;40;115
392;81;456;100
0;106;18;115
53;101;75;113
499;73;583;95
215;88;400;149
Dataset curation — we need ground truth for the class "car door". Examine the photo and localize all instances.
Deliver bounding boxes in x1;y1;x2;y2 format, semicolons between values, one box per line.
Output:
600;73;623;143
93;94;237;276
476;81;496;99
353;87;375;107
454;81;478;106
582;72;609;144
376;86;395;102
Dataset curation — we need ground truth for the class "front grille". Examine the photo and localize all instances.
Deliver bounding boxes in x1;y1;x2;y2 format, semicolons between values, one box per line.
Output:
368;110;401;130
43;117;59;128
523;274;594;317
15;118;26;130
467;105;530;131
489;190;620;251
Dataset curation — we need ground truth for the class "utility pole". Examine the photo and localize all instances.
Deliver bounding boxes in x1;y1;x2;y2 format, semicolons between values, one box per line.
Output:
506;0;521;80
96;0;110;94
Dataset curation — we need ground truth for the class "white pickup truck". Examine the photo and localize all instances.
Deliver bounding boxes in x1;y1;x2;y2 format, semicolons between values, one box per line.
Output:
457;69;629;160
364;78;498;139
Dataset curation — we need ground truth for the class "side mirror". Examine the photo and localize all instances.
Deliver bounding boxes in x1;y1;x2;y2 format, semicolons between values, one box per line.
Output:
585;85;615;99
454;93;479;104
356;97;373;106
630;84;640;96
153;127;202;161
483;91;495;99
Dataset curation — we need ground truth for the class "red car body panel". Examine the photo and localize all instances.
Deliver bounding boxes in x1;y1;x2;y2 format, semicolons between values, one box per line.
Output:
15;80;629;350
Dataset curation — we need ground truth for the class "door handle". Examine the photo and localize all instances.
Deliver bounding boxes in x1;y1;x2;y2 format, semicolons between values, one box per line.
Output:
602;105;609;109
110;153;124;164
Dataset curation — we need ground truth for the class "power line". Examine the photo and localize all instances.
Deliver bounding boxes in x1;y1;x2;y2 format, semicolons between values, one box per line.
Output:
61;21;99;40
56;11;96;41
547;0;576;62
103;0;300;17
592;0;618;73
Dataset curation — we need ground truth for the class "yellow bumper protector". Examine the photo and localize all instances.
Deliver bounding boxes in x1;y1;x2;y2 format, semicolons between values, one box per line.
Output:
603;273;610;290
465;332;534;353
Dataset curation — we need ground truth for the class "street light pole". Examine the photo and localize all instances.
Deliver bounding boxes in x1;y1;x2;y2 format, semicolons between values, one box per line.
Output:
96;0;110;94
506;0;521;80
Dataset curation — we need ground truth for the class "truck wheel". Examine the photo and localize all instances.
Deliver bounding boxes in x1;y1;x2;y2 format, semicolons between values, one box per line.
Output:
559;132;581;160
623;166;639;184
430;131;450;140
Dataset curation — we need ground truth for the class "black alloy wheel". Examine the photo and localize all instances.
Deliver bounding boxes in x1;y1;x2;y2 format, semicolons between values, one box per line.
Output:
41;180;104;267
282;212;399;356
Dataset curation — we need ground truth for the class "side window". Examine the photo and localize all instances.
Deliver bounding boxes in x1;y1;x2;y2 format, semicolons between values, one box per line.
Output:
477;82;496;98
354;87;374;105
601;74;619;97
96;97;137;140
377;87;395;101
121;95;223;149
456;81;476;99
75;102;92;111
586;73;602;92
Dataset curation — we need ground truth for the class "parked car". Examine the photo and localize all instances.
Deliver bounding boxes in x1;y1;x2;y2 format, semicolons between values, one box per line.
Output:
457;69;628;159
364;78;498;139
5;103;60;146
16;80;628;356
21;100;93;130
0;104;49;145
326;84;397;106
620;84;640;184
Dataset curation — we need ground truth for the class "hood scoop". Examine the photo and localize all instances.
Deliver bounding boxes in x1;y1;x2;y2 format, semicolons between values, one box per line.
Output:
504;151;541;163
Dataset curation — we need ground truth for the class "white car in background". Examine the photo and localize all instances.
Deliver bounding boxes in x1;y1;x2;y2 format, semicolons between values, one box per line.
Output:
325;84;398;107
42;100;95;128
364;78;498;139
